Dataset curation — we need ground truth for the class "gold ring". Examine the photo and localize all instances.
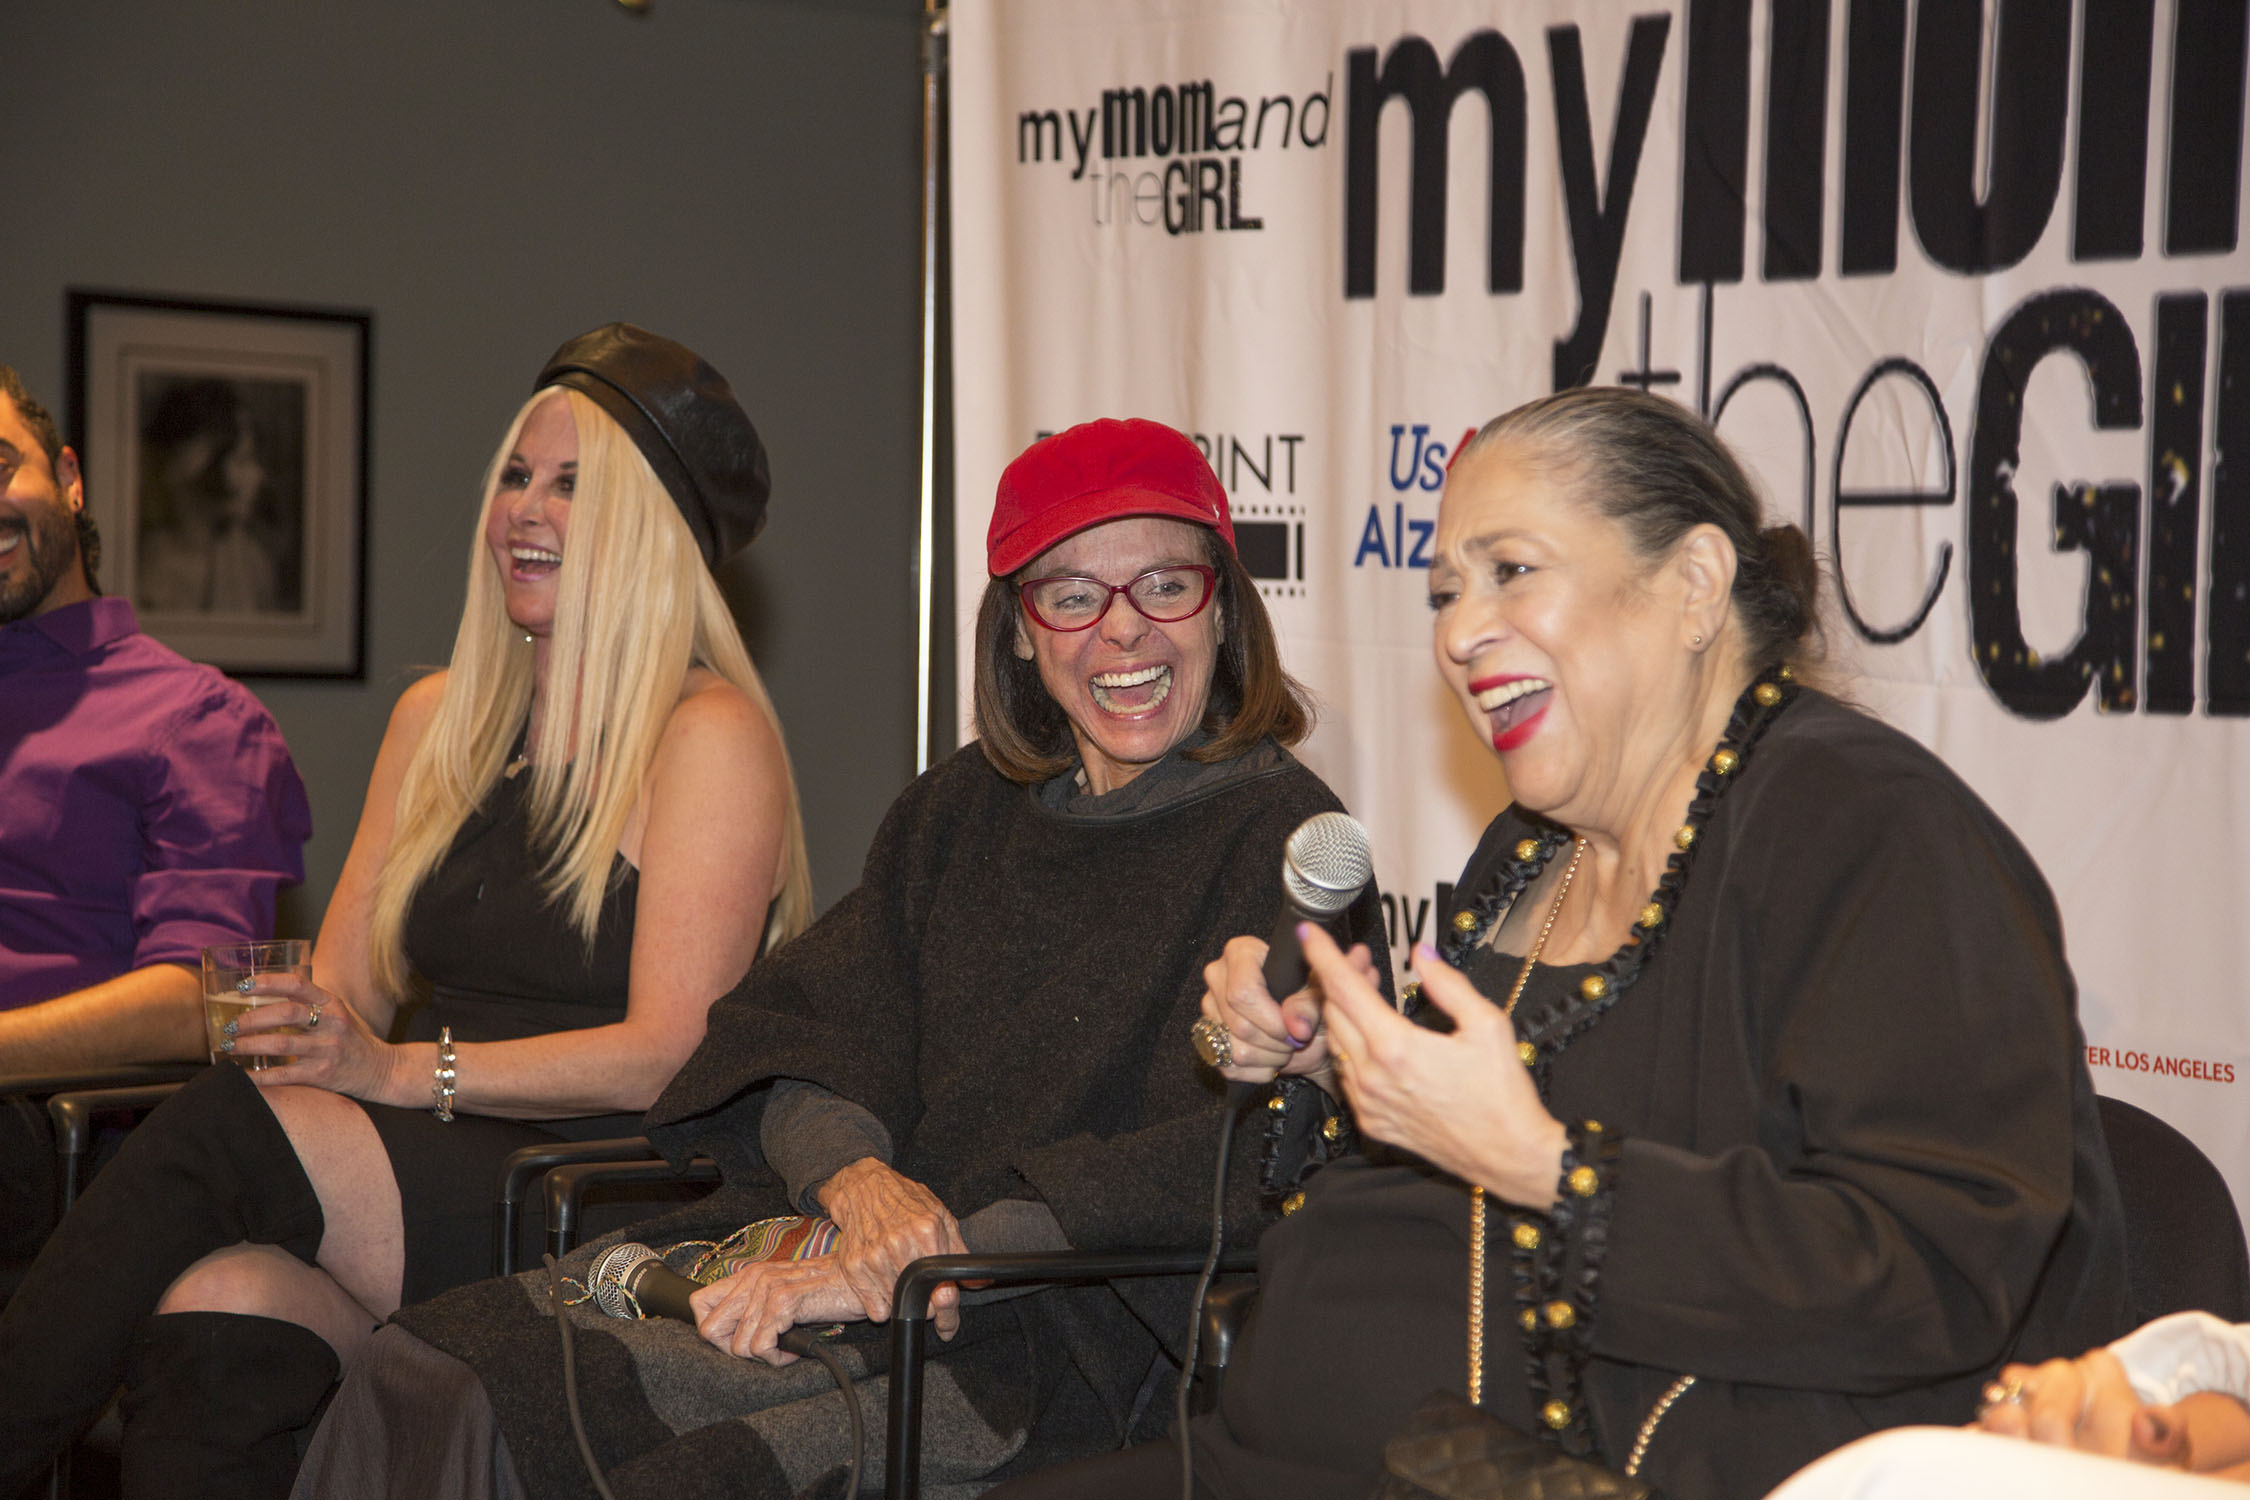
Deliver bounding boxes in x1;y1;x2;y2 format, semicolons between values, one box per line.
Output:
1190;1016;1233;1069
1979;1377;2027;1410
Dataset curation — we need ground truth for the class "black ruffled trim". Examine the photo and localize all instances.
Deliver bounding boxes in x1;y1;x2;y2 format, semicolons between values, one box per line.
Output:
1441;669;1798;1074
1511;1120;1625;1455
1259;1074;1354;1202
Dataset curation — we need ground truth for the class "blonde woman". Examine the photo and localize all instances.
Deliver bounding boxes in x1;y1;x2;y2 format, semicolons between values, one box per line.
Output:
0;325;811;1500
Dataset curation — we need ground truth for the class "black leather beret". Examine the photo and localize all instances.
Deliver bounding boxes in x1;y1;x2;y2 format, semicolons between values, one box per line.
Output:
535;323;770;565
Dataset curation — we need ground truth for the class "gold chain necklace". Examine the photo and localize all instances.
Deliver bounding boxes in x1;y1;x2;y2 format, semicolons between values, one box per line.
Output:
1468;834;1586;1406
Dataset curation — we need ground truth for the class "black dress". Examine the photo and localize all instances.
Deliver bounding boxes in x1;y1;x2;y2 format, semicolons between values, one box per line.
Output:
363;770;642;1303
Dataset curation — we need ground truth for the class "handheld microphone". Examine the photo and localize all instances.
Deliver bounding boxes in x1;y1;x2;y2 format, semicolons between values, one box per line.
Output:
586;1241;833;1354
1262;812;1375;999
588;1242;700;1323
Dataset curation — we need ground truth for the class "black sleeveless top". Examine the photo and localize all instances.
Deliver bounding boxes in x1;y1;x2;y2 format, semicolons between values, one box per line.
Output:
400;770;638;1047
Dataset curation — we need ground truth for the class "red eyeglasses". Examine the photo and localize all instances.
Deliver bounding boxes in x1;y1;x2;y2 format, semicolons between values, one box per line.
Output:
1017;565;1216;632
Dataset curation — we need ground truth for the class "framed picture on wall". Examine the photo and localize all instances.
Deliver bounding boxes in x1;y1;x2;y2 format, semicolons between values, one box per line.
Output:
67;290;371;678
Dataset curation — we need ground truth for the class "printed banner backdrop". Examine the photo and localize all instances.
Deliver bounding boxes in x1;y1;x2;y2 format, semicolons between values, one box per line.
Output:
950;0;2250;1208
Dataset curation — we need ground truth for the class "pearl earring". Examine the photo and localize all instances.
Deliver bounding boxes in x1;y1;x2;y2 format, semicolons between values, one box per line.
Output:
1691;634;1704;647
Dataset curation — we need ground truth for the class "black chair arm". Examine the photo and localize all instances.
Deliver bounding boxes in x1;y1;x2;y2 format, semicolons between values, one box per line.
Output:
48;1082;191;1216
541;1155;722;1264
493;1137;664;1275
1196;1279;1260;1395
884;1248;1257;1500
0;1062;204;1098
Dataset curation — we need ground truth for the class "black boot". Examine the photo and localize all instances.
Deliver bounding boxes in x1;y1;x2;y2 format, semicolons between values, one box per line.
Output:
118;1311;340;1499
0;1066;323;1493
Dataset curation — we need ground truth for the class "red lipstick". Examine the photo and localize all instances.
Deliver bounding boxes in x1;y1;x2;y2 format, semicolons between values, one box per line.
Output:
1492;701;1549;752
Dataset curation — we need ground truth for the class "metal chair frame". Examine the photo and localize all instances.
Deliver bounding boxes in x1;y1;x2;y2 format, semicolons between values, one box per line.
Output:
884;1248;1257;1500
492;1136;723;1274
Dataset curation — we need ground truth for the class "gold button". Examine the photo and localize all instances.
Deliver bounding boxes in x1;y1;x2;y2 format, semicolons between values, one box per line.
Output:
1778;664;1794;681
1452;910;1479;934
1282;1191;1305;1216
1579;974;1608;1001
1545;1300;1576;1329
1568;1165;1599;1197
1709;748;1739;775
1519;1307;1539;1332
1637;903;1663;929
1512;1222;1541;1251
1321;1116;1343;1142
1515;838;1541;862
1517;1040;1538;1065
1267;1093;1287;1114
1755;682;1783;706
1674;825;1698;851
1542;1400;1572;1430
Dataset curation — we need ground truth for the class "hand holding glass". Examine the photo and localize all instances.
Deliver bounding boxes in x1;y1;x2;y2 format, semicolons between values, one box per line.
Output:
202;940;312;1070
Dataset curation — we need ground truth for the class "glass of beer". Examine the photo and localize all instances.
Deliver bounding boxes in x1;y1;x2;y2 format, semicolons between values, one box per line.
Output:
202;940;312;1070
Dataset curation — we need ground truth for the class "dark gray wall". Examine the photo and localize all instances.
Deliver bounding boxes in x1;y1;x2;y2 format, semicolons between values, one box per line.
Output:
2;0;924;922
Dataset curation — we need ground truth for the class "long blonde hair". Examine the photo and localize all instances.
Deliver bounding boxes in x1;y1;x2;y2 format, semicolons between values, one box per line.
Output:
367;388;812;997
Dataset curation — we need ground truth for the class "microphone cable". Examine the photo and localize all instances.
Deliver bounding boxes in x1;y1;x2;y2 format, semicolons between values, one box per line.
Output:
548;1253;621;1500
779;1325;865;1499
1177;1080;1257;1500
1177;813;1368;1499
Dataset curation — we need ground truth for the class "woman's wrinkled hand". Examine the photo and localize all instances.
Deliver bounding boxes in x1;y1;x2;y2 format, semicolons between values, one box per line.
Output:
1977;1352;2196;1466
815;1157;970;1339
689;1256;868;1364
228;973;396;1102
1308;933;1566;1209
1197;934;1380;1088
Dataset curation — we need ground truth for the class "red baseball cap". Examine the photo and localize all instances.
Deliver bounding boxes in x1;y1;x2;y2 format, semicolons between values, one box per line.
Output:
987;419;1236;576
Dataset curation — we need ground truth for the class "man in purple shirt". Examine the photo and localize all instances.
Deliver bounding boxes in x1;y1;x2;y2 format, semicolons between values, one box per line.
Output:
0;364;312;1072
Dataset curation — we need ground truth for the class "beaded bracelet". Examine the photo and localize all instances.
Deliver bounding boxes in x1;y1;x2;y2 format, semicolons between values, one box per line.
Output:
431;1026;458;1122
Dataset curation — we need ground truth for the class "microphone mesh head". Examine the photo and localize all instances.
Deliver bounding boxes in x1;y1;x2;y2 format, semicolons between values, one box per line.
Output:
589;1242;661;1320
1281;812;1374;917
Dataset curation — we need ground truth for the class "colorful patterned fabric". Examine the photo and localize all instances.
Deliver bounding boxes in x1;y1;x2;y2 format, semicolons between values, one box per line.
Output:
679;1215;839;1284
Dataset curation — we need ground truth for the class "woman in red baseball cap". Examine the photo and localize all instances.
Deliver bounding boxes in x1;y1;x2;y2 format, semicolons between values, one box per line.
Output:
976;415;1304;794
282;417;1389;1497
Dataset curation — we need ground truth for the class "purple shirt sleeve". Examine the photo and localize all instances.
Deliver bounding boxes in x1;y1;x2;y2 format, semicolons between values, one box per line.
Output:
0;601;314;1009
127;681;314;972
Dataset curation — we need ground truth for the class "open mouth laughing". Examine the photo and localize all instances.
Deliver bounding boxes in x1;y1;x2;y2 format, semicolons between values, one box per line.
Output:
1091;663;1172;715
509;544;561;581
1472;675;1553;749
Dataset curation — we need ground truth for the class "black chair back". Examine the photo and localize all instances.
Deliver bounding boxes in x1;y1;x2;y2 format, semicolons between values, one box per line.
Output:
2099;1094;2250;1326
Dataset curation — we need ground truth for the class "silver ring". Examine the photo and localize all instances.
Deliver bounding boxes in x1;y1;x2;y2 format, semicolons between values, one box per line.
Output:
305;1004;323;1029
1191;1016;1234;1069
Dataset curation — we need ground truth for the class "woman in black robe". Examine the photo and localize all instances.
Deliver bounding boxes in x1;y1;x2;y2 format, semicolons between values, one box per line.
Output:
994;387;2129;1500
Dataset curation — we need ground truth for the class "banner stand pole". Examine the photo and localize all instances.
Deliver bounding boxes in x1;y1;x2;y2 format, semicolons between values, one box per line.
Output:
914;1;949;775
